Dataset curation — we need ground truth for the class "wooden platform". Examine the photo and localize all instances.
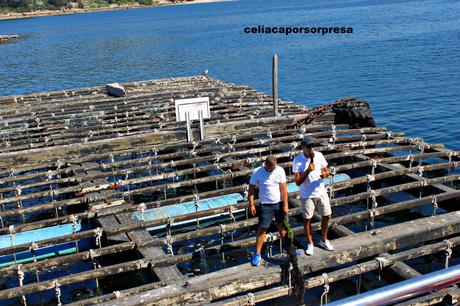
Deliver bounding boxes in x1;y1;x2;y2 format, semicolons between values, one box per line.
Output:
0;76;458;305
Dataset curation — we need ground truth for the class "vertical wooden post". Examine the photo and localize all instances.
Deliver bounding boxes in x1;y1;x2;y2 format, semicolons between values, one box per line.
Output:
272;53;279;117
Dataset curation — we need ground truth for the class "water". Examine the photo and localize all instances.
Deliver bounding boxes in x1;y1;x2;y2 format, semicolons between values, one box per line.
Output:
0;0;459;151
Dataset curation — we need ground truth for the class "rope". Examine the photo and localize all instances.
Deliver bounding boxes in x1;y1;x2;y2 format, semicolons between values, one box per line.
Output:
375;257;387;281
246;292;256;306
9;225;15;246
18;264;27;305
165;218;174;255
444;240;453;269
406;154;415;168
193;192;200;228
355;264;364;294
417;166;424;177
138;203;146;222
370;190;378;209
431;195;438;217
371;159;377;175
15;185;22;196
320;273;330;306
113;291;123;299
367;209;375;230
242;183;249;201
198;247;208;273
54;280;62;306
69;214;78;233
94;227;103;248
228;205;236;223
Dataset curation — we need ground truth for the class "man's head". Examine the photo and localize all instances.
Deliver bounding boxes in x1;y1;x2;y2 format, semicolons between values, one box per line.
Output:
264;155;277;172
300;136;316;156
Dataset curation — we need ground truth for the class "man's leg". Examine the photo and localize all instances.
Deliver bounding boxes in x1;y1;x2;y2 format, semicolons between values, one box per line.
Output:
318;194;334;251
321;214;331;241
303;218;313;244
255;227;267;254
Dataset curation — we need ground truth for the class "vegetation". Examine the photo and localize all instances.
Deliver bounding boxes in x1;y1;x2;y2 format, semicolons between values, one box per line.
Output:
0;0;159;13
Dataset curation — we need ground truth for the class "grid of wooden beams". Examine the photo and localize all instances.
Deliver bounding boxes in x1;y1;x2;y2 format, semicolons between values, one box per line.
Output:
0;76;459;305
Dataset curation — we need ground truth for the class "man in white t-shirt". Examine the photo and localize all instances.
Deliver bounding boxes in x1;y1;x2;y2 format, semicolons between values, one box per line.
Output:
248;156;288;266
293;136;334;255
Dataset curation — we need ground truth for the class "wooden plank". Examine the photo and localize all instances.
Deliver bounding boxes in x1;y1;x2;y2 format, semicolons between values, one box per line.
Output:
115;212;184;282
99;211;460;305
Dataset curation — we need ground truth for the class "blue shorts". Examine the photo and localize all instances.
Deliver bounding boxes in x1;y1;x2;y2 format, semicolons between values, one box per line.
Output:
258;202;285;229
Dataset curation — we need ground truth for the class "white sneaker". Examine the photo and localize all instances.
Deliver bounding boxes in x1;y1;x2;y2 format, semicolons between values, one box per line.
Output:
305;243;314;255
319;239;334;251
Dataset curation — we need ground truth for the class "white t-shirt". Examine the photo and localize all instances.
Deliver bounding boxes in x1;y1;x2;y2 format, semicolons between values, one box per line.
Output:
292;151;328;199
249;165;287;204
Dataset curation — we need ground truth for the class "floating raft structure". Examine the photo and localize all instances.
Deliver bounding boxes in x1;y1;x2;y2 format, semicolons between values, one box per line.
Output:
0;35;19;44
0;76;459;305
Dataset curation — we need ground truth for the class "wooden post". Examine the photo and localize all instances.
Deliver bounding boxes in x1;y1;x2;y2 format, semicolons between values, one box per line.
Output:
273;53;279;117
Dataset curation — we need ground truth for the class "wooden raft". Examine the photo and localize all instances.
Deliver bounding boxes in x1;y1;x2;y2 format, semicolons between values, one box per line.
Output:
0;76;458;305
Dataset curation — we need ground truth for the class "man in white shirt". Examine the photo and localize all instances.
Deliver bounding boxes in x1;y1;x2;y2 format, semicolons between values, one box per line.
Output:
248;156;288;266
293;136;334;255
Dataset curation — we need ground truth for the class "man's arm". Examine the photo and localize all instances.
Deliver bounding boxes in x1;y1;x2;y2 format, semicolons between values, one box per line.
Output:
280;182;288;214
294;162;315;186
249;183;257;215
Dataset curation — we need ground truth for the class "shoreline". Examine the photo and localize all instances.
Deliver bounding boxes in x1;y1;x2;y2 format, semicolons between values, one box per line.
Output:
0;0;227;21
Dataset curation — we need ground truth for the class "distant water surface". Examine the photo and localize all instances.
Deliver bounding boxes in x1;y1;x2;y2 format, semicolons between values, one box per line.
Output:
0;0;459;149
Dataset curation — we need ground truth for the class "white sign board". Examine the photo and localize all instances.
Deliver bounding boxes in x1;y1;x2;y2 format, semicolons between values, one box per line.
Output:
175;97;211;122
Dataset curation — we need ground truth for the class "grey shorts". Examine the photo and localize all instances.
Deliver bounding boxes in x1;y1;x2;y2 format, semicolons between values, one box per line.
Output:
258;202;285;229
301;194;332;219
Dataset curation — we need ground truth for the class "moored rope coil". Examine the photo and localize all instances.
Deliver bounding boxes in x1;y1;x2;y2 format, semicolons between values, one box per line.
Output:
320;273;330;306
444;240;453;269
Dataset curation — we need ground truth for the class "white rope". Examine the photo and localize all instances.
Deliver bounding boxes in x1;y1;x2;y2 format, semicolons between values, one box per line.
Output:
113;290;123;299
444;240;453;269
54;280;62;306
198;247;208;273
246;292;256;305
228;205;236;223
417;166;424;177
267;131;273;139
367;209;375;230
15;185;22;196
370;190;378;209
165;218;174;255
371;159;377;175
9;225;15;246
138;203;146;222
375;257;388;280
242;183;249;201
69;214;78;233
320;273;330;306
431;195;438;217
94;227;103;248
18;264;27;305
